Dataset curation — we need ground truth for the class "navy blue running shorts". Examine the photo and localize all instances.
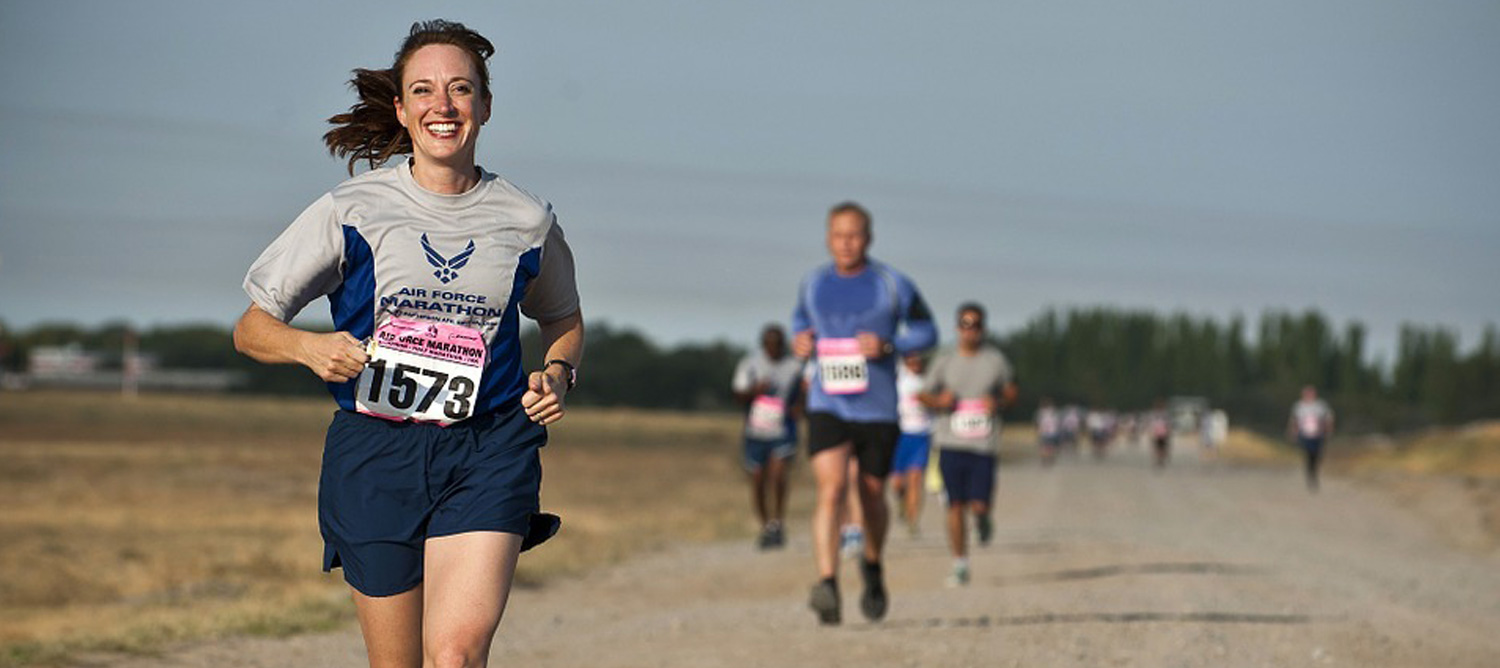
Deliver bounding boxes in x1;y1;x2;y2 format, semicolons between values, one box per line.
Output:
939;448;996;506
807;412;899;478
743;436;796;472
318;403;555;597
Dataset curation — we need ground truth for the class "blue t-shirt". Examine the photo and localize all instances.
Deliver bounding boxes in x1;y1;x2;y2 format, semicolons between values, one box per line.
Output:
791;260;937;422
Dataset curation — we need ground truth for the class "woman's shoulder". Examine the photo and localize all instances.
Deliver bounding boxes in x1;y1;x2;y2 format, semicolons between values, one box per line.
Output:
481;170;554;216
326;163;406;201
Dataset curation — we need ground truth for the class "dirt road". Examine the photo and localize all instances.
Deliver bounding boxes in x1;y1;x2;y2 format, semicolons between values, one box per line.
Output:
98;444;1500;667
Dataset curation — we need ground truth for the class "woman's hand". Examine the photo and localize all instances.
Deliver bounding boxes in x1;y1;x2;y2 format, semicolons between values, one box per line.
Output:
522;367;569;425
298;331;368;383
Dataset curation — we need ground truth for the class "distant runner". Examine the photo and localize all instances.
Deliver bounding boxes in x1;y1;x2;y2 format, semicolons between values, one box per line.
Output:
1086;408;1114;459
792;201;937;625
1060;404;1083;454
890;353;933;536
731;324;804;550
1147;400;1172;469
918;302;1017;587
1035;397;1061;467
1287;386;1335;491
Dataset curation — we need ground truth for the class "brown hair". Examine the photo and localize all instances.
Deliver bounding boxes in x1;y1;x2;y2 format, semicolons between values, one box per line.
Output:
323;20;495;174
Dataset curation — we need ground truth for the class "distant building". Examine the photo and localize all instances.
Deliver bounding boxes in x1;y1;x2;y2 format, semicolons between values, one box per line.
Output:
29;345;101;377
15;344;243;392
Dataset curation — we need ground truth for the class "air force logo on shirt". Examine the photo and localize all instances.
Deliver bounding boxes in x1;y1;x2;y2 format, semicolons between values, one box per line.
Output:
421;233;476;284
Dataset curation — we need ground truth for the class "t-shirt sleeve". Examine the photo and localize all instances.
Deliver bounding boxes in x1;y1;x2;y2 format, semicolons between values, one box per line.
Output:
731;357;755;393
996;351;1015;386
892;275;937;354
242;193;344;322
921;353;947;395
520;220;581;323
791;274;813;334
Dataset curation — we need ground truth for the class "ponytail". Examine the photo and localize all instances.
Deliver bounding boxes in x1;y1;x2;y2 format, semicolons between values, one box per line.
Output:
324;68;410;175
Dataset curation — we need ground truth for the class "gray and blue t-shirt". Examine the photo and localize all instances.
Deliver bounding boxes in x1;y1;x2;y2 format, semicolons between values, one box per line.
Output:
244;160;579;415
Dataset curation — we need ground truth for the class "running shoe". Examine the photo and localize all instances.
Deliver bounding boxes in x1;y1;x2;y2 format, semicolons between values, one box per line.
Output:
976;514;993;547
809;579;841;625
945;561;970;588
858;560;888;621
839;524;864;560
757;521;785;550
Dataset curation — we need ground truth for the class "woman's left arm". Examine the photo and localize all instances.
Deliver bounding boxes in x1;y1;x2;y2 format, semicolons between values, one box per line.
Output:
522;309;585;425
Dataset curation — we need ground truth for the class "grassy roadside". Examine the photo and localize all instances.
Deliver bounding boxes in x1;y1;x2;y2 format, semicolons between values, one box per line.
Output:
3;391;1494;665
0;391;777;667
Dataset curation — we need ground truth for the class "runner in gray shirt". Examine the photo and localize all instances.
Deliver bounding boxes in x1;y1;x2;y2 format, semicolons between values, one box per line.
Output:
919;302;1017;587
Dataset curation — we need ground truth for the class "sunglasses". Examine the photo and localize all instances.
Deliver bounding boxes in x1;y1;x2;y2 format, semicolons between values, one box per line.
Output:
958;319;983;330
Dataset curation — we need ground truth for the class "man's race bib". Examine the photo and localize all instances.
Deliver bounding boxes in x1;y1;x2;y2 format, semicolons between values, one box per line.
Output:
747;395;789;440
355;316;487;425
817;338;868;395
950;399;993;440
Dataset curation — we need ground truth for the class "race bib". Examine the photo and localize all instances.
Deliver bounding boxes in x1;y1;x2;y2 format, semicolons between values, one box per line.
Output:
746;395;789;440
817;338;868;395
355;316;486;425
950;399;993;440
899;394;931;433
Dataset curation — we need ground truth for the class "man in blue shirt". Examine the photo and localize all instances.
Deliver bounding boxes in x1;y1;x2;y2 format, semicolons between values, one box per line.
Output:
792;201;938;625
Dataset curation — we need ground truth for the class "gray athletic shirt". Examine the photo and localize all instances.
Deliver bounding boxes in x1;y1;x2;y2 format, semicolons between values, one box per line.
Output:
731;353;804;401
922;345;1014;454
243;160;578;413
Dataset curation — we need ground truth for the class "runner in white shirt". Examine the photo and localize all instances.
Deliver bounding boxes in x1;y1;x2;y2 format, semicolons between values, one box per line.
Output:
731;325;804;549
1035;397;1061;467
890;353;933;536
1287;386;1335;492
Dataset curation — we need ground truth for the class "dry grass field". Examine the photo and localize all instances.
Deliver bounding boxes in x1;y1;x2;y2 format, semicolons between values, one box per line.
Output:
3;391;1496;666
0;391;787;667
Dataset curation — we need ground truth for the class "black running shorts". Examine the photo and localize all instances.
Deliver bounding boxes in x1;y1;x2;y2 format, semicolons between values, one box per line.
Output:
806;411;900;478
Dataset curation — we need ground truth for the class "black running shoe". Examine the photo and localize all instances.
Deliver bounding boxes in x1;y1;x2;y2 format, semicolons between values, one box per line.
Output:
859;560;887;621
976;514;993;547
809;579;841;625
756;522;785;550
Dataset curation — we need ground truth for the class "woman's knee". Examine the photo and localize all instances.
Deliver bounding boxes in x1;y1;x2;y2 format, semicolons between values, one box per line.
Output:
425;637;488;668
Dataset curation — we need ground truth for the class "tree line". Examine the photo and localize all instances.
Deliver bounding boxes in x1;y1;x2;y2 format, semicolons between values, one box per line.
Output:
2;308;1495;434
1000;308;1499;433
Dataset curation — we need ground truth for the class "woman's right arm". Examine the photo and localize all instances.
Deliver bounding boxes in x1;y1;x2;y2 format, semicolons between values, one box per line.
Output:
232;303;367;383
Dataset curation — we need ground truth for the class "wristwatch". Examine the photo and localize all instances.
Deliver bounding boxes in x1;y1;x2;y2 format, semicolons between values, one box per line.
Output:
545;359;577;390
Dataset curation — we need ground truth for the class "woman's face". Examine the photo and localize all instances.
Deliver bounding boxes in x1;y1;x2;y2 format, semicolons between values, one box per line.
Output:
394;44;491;169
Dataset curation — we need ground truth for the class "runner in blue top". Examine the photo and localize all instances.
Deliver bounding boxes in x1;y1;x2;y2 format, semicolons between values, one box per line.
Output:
791;201;937;625
232;21;584;668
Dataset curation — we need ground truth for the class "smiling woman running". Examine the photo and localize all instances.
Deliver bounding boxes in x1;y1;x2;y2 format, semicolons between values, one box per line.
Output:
232;20;584;668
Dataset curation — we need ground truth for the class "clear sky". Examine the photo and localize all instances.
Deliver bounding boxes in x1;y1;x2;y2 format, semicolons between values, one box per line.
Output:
1;0;1496;359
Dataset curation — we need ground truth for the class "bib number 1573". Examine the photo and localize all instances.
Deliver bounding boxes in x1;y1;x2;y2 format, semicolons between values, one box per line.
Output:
361;359;475;422
355;316;487;426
